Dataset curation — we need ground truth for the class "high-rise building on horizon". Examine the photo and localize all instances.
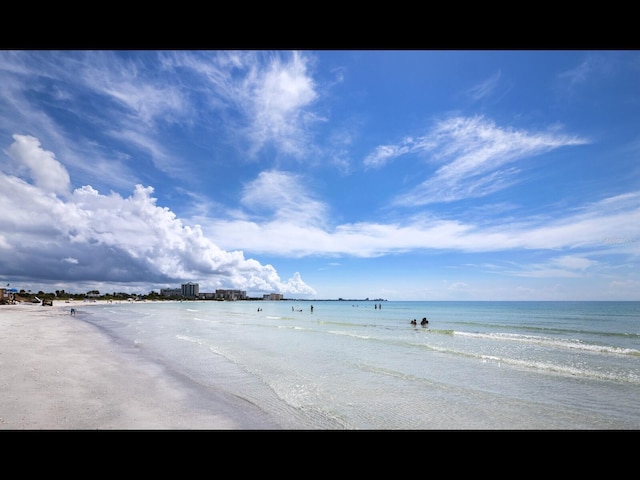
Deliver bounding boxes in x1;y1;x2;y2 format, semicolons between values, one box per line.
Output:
181;282;199;298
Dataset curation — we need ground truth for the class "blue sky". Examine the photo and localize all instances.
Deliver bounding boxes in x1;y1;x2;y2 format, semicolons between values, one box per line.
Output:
0;50;639;300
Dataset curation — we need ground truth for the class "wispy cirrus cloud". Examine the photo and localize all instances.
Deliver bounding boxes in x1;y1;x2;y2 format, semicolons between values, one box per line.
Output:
363;115;589;206
465;70;502;101
500;255;600;278
0;51;323;190
164;50;321;159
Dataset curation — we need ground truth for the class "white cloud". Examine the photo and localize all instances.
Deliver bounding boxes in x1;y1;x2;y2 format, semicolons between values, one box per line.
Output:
360;115;589;205
6;134;70;196
391;115;590;206
501;255;600;278
249;51;319;157
165;50;320;159
363;144;412;169
552;255;598;270
466;70;502;101
202;167;640;260
0;136;316;296
240;170;328;226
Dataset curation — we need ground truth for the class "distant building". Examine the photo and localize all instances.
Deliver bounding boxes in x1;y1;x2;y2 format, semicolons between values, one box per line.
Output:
215;289;247;301
161;284;250;301
263;293;283;300
160;288;182;297
182;282;199;298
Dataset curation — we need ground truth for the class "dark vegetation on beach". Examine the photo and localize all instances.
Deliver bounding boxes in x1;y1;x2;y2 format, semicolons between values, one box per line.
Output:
1;286;388;305
0;289;160;304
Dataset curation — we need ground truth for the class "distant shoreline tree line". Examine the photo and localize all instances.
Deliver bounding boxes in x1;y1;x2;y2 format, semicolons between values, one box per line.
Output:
5;288;387;303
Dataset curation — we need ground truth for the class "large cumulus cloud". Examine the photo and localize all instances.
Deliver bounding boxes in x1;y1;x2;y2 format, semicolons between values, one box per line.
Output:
0;134;316;295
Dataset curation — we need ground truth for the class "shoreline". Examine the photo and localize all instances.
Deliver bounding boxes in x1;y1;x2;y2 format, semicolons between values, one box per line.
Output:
0;302;283;430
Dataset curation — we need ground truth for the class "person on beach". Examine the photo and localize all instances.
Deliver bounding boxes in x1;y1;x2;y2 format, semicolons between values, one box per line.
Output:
421;317;428;326
411;319;417;325
310;305;314;313
70;308;76;316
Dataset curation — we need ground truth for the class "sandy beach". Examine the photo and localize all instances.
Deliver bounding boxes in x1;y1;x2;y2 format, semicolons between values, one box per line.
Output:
0;301;282;430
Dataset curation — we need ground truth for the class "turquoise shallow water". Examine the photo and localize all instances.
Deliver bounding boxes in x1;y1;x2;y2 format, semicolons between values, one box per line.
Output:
79;300;640;429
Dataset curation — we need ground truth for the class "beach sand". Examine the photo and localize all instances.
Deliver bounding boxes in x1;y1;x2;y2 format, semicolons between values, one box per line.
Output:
0;302;282;430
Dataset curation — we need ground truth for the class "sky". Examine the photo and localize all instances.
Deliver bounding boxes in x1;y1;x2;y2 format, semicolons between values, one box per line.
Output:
0;50;639;301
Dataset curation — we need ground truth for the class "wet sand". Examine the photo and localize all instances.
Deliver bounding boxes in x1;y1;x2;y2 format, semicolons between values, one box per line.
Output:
0;302;282;430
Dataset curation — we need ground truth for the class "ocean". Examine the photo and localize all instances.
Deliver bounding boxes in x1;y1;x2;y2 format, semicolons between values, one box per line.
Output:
78;300;640;429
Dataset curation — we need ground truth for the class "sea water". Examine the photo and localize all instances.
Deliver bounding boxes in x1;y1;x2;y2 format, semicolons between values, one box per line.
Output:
79;300;640;429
